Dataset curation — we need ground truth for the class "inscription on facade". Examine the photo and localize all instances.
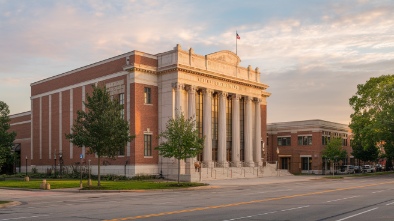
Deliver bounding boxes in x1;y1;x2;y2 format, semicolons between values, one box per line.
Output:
197;77;240;90
106;80;125;96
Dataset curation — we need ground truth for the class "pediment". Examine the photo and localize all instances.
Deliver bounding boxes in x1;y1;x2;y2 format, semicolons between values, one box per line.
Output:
206;50;241;66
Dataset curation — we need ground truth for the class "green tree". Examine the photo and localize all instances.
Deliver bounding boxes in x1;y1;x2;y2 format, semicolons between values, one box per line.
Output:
351;140;379;163
322;137;347;175
349;75;394;161
0;101;16;172
156;113;204;183
66;85;135;186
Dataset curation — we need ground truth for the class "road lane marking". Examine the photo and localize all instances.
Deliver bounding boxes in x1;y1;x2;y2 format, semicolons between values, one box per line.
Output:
335;207;378;221
256;189;293;194
281;205;310;211
325;196;360;203
104;181;394;221
223;206;310;221
1;215;49;221
222;211;277;221
386;202;394;205
372;190;385;193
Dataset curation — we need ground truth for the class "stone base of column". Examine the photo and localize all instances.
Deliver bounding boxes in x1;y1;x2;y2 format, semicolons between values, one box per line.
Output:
203;161;214;168
244;161;255;167
255;161;262;167
231;161;242;167
218;161;229;168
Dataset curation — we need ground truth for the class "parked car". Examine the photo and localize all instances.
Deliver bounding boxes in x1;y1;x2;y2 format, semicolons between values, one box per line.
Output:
354;166;362;173
338;165;355;174
362;165;375;173
375;164;383;172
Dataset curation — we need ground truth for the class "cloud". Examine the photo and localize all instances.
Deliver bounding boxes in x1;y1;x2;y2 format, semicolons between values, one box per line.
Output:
1;0;394;124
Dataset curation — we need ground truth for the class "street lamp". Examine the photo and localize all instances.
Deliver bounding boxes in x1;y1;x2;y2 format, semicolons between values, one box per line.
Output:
88;159;91;186
276;147;280;176
25;156;28;177
59;152;63;178
54;149;57;176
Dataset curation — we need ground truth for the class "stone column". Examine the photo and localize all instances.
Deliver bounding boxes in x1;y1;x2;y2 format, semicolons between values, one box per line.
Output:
203;89;213;167
187;85;196;119
218;92;228;166
172;82;183;116
244;96;254;166
232;94;241;167
186;85;197;174
254;98;262;166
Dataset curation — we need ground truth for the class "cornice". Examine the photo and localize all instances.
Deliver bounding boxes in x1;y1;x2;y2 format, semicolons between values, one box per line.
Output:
158;65;269;91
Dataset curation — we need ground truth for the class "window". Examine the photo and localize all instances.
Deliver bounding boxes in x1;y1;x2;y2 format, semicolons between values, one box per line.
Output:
226;96;232;162
119;93;124;119
144;134;152;156
301;157;312;170
343;138;348;146
298;136;312;145
144;87;151;104
277;137;291;146
240;97;245;161
211;93;218;161
322;136;330;145
118;146;125;156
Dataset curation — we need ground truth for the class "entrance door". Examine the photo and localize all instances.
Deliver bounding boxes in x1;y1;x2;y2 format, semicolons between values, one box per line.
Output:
281;157;291;170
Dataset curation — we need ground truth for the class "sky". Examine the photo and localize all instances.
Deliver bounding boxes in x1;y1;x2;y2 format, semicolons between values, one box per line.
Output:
1;0;394;124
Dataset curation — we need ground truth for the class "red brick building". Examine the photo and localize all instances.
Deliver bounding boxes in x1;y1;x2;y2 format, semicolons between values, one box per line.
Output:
266;120;353;174
9;44;270;181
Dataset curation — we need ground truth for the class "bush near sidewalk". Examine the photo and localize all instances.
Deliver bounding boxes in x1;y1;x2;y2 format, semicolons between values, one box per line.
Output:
0;179;206;190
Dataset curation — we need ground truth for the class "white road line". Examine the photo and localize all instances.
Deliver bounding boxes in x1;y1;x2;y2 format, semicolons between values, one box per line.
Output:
386;202;394;206
256;189;293;194
372;190;385;193
335;207;378;221
156;202;174;205
281;205;310;211
222;205;309;221
325;196;360;203
1;215;49;221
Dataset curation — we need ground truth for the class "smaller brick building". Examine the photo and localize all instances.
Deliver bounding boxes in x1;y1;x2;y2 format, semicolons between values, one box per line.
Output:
266;120;353;174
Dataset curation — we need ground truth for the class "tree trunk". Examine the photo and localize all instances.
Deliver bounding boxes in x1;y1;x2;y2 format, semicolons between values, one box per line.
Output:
177;158;180;184
98;156;101;186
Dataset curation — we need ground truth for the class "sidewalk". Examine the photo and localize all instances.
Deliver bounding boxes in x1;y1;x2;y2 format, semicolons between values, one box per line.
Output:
202;175;322;187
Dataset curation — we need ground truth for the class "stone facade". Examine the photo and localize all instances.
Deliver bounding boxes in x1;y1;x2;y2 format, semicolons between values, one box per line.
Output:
9;44;270;181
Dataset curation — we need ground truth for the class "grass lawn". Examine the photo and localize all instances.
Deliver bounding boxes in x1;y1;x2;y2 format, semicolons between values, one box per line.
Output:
0;179;206;190
0;201;11;204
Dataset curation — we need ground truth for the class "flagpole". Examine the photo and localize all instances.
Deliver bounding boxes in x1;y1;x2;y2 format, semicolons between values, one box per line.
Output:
236;31;238;55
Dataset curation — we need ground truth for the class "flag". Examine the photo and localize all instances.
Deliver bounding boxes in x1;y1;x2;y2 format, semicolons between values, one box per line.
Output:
236;32;240;39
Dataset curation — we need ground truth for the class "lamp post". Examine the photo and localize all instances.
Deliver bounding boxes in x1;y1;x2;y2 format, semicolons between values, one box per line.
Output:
276;147;280;176
25;156;28;177
54;149;57;177
88;159;91;186
59;153;63;178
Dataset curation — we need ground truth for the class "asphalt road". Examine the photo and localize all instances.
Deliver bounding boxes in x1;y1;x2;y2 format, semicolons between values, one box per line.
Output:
1;174;394;221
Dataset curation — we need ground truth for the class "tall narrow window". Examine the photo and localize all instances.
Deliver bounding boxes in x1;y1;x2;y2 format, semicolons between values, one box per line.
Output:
144;87;151;104
240;97;245;162
119;93;124;119
196;90;204;161
144;134;152;156
226;96;232;162
211;93;218;161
